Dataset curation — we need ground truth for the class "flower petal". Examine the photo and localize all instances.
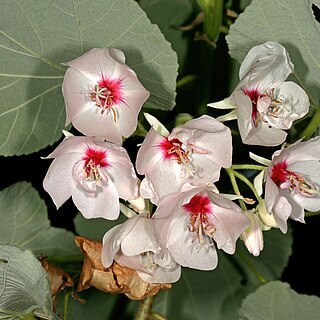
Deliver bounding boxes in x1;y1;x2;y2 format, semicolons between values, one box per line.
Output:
120;217;161;257
43;154;78;208
167;215;218;270
239;42;294;88
72;181;120;220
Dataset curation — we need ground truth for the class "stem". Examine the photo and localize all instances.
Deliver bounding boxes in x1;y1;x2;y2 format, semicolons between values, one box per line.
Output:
63;292;70;320
305;211;320;217
237;249;268;284
300;108;320;140
134;296;155;320
195;41;215;116
232;170;263;203
225;168;247;211
231;164;266;171
176;74;198;88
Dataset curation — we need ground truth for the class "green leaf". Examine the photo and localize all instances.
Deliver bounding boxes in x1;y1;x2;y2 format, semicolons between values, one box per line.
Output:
139;0;194;71
153;228;292;320
74;212;126;240
0;0;178;156
0;244;54;319
0;182;78;256
239;281;320;320
226;0;320;107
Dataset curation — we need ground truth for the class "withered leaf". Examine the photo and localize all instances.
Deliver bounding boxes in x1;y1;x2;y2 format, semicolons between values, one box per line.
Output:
75;236;171;300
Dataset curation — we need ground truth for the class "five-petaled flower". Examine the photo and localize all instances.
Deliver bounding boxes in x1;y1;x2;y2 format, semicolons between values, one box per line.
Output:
264;137;320;233
209;42;309;146
62;48;150;144
136;115;232;204
232;42;309;146
43;136;139;220
152;185;249;270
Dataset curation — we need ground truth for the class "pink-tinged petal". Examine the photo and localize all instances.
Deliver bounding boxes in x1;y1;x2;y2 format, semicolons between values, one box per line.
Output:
233;89;254;142
245;122;287;146
171;115;232;169
276;136;320;164
210;204;249;254
71;108;123;144
286;161;320;212
139;178;158;204
44;136;91;159
143;160;184;204
167;215;218;270
120;217;160;256
273;195;292;233
241;211;264;257
109;47;126;64
64;48;117;80
258;82;309;130
208;192;243;213
101;225;123;267
72;181;120;220
62;68;95;125
117;90;149;138
43;154;78;208
276;82;309;119
103;145;138;200
239;42;293;88
136;128;166;175
137;263;181;284
101;216;145;267
284;194;305;223
265;176;279;213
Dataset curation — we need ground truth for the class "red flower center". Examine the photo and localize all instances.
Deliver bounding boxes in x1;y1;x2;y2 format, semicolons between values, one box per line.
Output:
271;161;289;187
183;194;212;216
244;88;261;127
90;75;124;116
83;147;109;182
159;137;190;164
182;194;215;244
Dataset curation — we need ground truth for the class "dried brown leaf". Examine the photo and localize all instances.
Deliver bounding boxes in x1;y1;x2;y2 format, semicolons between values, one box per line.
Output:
75;236;171;300
40;256;73;310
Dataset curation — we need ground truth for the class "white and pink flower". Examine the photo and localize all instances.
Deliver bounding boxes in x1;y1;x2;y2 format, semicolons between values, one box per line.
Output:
136;115;232;204
264;137;320;233
62;48;150;144
152;185;249;270
209;42;309;146
43;136;139;220
101;216;181;284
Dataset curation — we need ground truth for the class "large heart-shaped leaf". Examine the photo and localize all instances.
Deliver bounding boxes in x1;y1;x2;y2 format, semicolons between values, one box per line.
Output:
0;182;77;256
153;228;292;320
239;281;320;320
0;244;55;319
226;0;320;107
0;0;178;156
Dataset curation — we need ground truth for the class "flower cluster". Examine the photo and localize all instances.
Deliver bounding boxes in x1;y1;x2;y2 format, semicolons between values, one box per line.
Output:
43;42;319;289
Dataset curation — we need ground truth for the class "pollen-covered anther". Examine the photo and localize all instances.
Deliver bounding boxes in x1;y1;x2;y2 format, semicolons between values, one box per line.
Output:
84;160;102;183
183;195;216;247
90;85;114;114
82;148;108;184
288;174;319;198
